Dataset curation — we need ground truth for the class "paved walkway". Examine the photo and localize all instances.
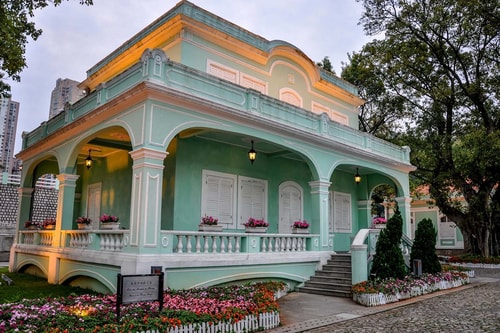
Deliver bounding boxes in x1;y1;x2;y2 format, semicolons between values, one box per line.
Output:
269;269;499;333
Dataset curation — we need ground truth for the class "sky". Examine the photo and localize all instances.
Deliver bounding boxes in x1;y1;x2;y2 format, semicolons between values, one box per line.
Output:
8;0;372;154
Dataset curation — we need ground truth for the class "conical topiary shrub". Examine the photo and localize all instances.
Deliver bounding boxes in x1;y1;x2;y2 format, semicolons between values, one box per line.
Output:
410;218;441;274
370;205;407;280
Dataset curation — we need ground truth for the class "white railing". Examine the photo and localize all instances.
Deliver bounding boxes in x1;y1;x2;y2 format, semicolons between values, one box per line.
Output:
1;172;59;189
171;231;312;254
136;311;280;333
1;172;21;185
20;229;315;255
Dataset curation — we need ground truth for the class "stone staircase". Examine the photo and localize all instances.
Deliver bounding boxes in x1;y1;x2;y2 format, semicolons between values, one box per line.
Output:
298;253;352;298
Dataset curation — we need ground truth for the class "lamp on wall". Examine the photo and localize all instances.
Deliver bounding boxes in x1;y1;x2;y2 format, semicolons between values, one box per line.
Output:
248;140;257;164
85;148;101;170
85;150;93;169
354;168;361;184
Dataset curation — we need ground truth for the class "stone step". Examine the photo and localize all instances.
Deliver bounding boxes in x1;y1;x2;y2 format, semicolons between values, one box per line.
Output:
312;272;352;282
303;279;352;292
315;269;352;278
298;286;352;298
299;254;353;298
321;264;351;272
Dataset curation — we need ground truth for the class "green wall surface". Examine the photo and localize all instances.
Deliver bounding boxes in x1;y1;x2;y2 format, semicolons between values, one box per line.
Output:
172;136;313;232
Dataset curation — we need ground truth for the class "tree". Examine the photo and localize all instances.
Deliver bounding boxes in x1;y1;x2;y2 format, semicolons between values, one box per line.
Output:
410;218;441;274
352;0;500;256
370;205;407;280
341;49;409;136
316;56;335;74
0;0;93;98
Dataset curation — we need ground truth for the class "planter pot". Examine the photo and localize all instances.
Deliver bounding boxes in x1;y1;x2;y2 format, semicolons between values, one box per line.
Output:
26;226;38;230
198;224;223;232
374;224;386;229
77;223;91;230
44;225;55;230
245;227;268;233
292;228;309;234
101;222;120;230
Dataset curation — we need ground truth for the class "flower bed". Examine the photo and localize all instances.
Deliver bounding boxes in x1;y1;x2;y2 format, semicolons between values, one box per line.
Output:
0;282;286;332
352;272;469;307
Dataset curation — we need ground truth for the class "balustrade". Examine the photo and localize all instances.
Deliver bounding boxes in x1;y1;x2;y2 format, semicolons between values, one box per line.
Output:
18;229;316;255
39;231;54;246
172;231;311;254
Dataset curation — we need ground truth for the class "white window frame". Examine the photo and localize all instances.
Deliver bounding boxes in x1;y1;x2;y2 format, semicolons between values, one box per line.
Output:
201;170;237;229
240;73;267;94
207;59;239;84
237;176;268;229
331;111;349;125
278;181;303;233
331;191;352;233
279;88;303;108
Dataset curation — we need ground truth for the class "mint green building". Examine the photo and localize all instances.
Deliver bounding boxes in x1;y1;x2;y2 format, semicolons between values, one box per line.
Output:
10;1;415;293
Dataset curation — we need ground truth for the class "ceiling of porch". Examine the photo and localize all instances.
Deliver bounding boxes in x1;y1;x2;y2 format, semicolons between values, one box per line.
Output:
77;127;363;175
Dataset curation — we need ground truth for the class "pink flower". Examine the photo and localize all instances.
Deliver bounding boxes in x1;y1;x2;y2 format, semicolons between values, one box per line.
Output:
292;220;309;229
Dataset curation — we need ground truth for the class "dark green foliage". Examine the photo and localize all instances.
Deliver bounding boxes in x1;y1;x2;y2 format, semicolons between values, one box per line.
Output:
0;267;98;303
0;0;93;97
351;0;500;256
410;218;441;274
370;205;407;280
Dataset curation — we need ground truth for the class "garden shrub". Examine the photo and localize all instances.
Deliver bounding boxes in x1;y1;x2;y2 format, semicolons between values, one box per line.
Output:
370;205;407;280
410;218;441;274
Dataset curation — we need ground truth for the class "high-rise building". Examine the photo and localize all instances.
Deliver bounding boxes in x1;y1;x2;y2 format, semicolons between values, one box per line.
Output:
48;78;84;119
0;97;19;172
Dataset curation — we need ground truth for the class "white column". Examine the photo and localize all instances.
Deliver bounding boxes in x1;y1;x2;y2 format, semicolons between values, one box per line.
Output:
129;148;168;251
396;196;412;236
309;180;332;250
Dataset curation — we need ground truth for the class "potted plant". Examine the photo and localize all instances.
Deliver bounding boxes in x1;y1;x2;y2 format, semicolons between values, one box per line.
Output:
100;214;120;230
372;217;387;229
41;218;56;230
244;218;269;233
76;216;92;230
24;221;40;230
292;220;310;234
199;215;223;232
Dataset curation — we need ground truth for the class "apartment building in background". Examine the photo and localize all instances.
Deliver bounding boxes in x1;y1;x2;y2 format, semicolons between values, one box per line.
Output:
48;78;85;119
0;97;19;172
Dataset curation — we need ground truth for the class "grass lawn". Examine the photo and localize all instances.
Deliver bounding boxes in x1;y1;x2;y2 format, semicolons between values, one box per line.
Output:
0;267;97;303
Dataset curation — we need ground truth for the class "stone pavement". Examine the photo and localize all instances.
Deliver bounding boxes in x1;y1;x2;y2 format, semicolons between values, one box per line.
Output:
269;269;499;333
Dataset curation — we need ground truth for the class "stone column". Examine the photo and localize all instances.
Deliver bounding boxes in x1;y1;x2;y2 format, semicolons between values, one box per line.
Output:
396;196;412;236
44;174;79;284
308;180;332;251
129;148;168;253
17;187;34;231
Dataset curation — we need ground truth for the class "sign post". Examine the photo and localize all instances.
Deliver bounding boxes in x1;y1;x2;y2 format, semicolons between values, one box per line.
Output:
116;273;164;320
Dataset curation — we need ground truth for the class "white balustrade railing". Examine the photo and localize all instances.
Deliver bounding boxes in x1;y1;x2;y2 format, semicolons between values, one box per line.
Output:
171;231;312;254
20;231;36;245
19;229;315;255
99;231;125;251
39;231;54;246
67;231;92;248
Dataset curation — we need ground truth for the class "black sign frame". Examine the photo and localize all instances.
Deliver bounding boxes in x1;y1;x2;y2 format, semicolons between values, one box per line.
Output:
116;272;164;320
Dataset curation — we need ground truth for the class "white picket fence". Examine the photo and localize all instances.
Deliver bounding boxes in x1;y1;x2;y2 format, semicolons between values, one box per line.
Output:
137;312;280;333
353;275;470;307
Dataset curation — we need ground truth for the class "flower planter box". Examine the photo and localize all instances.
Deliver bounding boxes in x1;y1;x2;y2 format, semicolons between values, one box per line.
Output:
353;274;470;307
292;228;309;234
100;222;120;230
43;225;55;230
245;227;268;233
198;224;223;232
373;224;386;229
77;223;91;230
